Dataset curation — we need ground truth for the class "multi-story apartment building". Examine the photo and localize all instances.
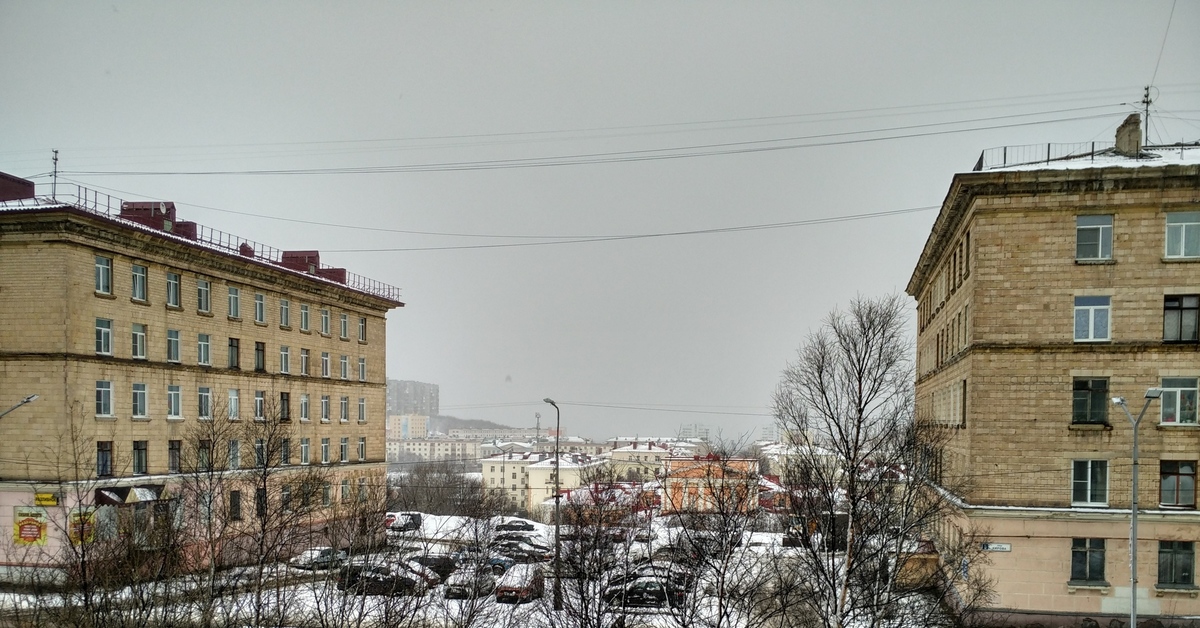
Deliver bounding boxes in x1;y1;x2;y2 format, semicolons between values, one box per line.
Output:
908;118;1200;621
481;451;605;519
607;442;672;482
393;438;480;464
386;379;439;416
0;178;402;576
660;455;759;515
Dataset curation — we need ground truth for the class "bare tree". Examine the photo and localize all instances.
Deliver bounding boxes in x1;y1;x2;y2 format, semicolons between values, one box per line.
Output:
773;294;992;628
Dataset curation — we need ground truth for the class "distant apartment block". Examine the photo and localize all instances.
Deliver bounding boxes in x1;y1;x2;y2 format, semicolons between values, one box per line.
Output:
386;379;439;416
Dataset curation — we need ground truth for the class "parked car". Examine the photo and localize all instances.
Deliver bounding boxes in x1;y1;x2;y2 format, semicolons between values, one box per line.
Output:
495;517;537;532
491;540;552;563
495;563;545;604
337;556;440;596
452;546;516;574
607;560;694;590
289;546;347;570
385;512;423;533
408;553;459;580
445;566;497;599
602;576;686;609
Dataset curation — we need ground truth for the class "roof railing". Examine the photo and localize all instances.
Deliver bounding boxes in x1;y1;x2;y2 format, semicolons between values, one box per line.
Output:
973;141;1116;171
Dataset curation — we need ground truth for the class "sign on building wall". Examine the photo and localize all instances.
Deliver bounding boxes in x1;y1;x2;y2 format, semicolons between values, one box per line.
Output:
12;507;48;546
68;508;95;545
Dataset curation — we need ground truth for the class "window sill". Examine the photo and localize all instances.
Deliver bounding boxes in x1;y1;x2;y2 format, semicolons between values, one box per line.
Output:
1162;257;1200;264
1075;259;1116;265
254;321;268;327
321;419;331;424
198;311;213;317
1073;339;1112;344
1157;504;1196;511
1069;423;1112;432
132;416;150;422
1071;503;1108;508
339;336;349;342
1155;584;1199;597
228;316;242;323
300;329;311;335
95;291;116;300
130;298;150;306
358;340;368;345
1156;423;1200;431
320;333;331;339
280;325;292;332
95;415;116;421
166;304;183;312
340;419;349;424
167;416;185;422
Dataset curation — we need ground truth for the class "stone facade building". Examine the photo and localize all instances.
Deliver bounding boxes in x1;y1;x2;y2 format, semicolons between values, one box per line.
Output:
908;125;1200;621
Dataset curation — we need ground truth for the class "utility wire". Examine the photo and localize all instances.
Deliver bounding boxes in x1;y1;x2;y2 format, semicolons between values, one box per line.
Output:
1150;0;1178;88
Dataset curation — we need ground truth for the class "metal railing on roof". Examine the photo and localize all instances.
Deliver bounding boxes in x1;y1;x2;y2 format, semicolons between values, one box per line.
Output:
974;141;1116;171
17;184;402;303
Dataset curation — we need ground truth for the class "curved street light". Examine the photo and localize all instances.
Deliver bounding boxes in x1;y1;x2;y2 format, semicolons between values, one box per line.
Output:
543;397;562;612
1113;386;1162;628
0;395;39;420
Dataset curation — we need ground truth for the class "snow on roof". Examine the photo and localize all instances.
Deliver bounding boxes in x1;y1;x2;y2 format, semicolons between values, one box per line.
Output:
976;144;1200;173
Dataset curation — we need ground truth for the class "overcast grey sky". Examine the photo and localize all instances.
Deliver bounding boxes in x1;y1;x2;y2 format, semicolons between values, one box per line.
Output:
3;2;1198;440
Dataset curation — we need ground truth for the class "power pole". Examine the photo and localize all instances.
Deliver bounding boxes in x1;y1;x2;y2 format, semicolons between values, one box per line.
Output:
1142;86;1152;147
51;149;59;199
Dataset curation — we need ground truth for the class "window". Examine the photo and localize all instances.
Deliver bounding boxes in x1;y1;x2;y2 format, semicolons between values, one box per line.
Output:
280;392;291;422
300;438;310;464
131;324;147;359
1161;461;1196;508
96;441;113;477
95;319;112;355
1072;379;1108;424
341;479;350;501
1070;539;1105;583
340;355;349;379
166;329;180;362
1166;212;1200;259
279;299;290;327
95;256;112;293
320;308;330;335
358;436;366;461
1072;460;1108;506
321;438;330;464
1164;296;1199;343
300;394;309;421
228;440;240;470
198;334;211;365
358;477;367;501
1074;296;1110;342
1076;215;1112;261
358;397;366;423
300;349;310;375
300;304;310;331
228;490;242;521
133;441;148;474
339;313;349;339
197;279;211;312
254;391;265;420
322;483;331;507
168;440;181;473
1161;378;1199;424
280;346;290;373
131;264;148;301
228;338;240;369
228;389;239;420
254;293;265;323
198;387;212;419
96;381;113;416
358;317;367;342
281;485;292;512
255;438;266;467
254;342;265;372
166;272;181;307
131;383;147;417
228;286;240;318
255;488;267;518
340;396;349;422
1159;541;1194;586
198;439;212;471
167;385;181;418
321;395;330;421
321;352;330;378
340;437;348;463
281;438;291;465
358;358;366;382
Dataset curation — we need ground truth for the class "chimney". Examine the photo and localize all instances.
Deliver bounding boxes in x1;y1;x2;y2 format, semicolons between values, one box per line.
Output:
1115;114;1142;157
0;172;35;202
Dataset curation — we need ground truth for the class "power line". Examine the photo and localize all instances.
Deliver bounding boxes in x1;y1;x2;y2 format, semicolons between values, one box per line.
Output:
1150;0;1178;88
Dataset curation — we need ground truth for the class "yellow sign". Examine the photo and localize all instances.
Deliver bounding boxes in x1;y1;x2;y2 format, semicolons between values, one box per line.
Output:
68;508;95;545
12;507;48;546
33;493;57;507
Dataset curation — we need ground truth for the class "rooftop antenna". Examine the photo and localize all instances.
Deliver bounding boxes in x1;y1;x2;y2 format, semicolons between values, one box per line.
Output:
51;150;59;199
1142;86;1153;147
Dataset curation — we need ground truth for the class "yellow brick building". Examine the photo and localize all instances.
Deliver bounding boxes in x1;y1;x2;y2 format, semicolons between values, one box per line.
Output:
0;177;402;577
908;123;1200;621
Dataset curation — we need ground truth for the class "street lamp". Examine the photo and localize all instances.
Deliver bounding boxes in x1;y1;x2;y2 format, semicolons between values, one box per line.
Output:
1113;387;1162;628
0;395;39;420
543;397;562;611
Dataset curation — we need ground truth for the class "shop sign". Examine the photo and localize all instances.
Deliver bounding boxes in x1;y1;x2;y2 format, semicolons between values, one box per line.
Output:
12;507;48;546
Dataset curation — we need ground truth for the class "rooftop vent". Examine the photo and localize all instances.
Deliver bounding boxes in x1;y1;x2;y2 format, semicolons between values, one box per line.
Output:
1115;114;1142;157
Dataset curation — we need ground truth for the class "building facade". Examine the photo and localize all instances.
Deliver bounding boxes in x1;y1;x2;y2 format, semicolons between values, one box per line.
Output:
908;123;1200;620
386;380;439;417
0;180;402;577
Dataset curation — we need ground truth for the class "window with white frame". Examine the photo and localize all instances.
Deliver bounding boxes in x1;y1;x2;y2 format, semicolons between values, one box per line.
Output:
300;438;310;464
167;329;180;362
340;355;348;379
95;319;112;355
321;395;330;421
1164;296;1199;343
1166;212;1200;259
131;323;147;359
96;381;113;416
198;333;211;365
1160;461;1196;508
254;391;265;421
197;279;211;312
340;437;348;463
1072;460;1108;506
254;293;265;323
321;438;330;464
358;436;366;461
96;441;113;477
321;308;330;335
340;396;349;422
300;394;309;421
281;438;290;465
167;385;182;418
166;272;181;307
131;264;148;301
198;387;212;419
228;286;240;318
255;438;266;467
1161;378;1199;425
300;304;309;331
358;397;366;422
279;299;290;327
358;358;366;381
339;313;348;339
280;346;290;374
229;440;240;470
228;389;240;420
1074;296;1111;342
358;317;367;342
321;352;330;377
1076;215;1112;261
300;349;309;375
95;256;112;294
132;383;147;417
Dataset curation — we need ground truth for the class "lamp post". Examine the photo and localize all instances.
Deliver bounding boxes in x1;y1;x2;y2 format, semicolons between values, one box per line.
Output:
543;397;562;611
0;395;39;420
1113;387;1162;628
